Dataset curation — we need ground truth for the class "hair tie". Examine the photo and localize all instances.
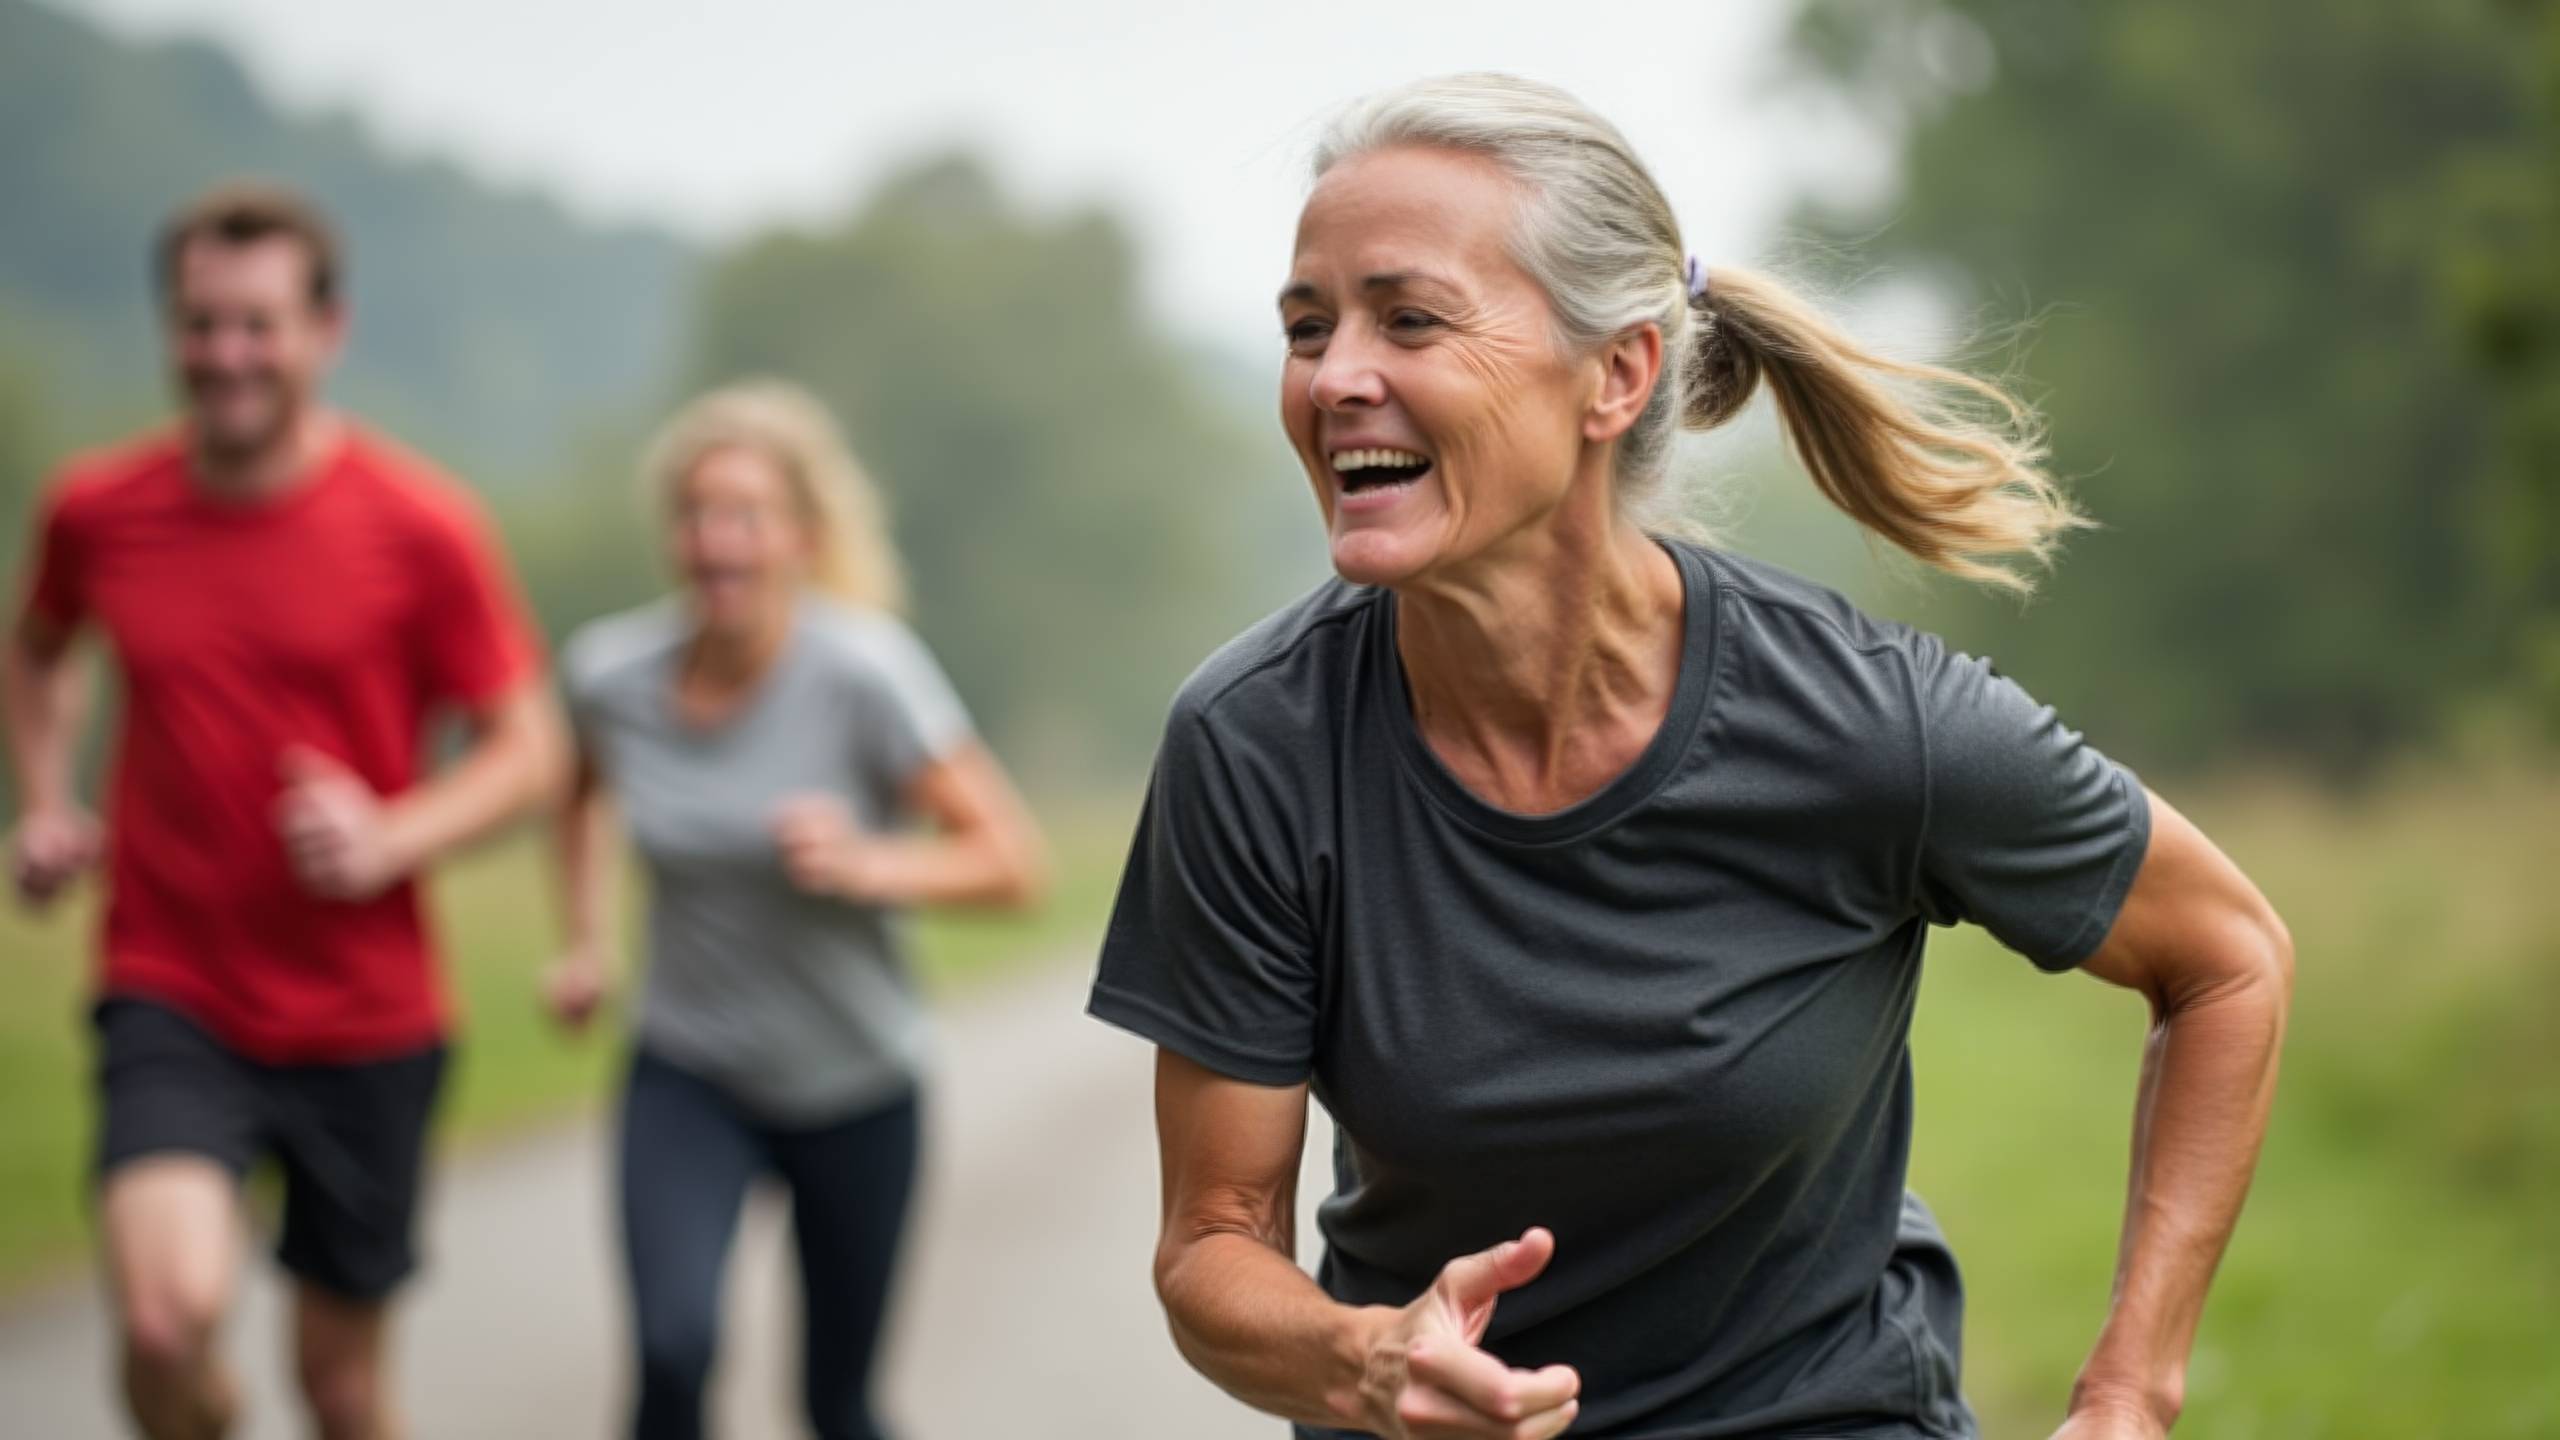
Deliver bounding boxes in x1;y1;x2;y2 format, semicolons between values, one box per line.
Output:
1685;255;1711;303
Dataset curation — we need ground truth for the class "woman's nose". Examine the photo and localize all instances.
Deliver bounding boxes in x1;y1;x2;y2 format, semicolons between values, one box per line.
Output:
1308;326;1389;412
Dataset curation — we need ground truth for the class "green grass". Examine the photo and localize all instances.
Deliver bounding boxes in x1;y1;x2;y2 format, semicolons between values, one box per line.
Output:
0;789;1139;1293
1911;770;2560;1438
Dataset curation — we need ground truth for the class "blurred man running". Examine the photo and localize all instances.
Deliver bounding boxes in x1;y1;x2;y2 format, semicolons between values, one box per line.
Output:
2;182;561;1440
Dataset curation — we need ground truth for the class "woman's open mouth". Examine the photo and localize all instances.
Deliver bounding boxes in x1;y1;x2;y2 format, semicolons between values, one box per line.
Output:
1331;447;1434;494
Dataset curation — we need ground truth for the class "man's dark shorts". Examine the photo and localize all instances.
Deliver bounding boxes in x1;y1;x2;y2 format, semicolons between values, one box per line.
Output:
93;997;448;1302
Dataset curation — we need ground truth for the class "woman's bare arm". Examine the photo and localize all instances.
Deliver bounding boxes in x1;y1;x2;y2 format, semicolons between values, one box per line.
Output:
2058;789;2293;1436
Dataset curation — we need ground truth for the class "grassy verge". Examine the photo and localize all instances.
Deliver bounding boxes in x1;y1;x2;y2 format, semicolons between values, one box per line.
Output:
1914;769;2560;1437
0;789;1138;1293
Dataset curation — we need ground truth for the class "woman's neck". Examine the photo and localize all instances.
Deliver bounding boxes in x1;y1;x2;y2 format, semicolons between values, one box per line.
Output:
683;595;797;693
1395;511;1686;814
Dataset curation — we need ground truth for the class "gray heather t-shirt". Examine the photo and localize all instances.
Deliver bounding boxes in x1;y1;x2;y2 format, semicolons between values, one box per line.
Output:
1088;540;2151;1439
566;597;971;1125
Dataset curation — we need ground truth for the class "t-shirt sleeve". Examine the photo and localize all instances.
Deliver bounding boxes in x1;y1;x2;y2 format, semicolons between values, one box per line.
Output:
1086;700;1320;1086
1911;633;2152;971
557;621;616;754
413;492;541;709
846;618;973;787
19;479;88;635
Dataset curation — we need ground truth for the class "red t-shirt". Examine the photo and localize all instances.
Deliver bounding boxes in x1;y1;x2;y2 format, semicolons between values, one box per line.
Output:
21;423;540;1063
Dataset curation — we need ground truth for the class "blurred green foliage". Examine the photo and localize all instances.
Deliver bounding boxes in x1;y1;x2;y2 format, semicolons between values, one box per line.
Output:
1785;0;2560;776
677;153;1311;776
0;0;693;481
0;332;47;544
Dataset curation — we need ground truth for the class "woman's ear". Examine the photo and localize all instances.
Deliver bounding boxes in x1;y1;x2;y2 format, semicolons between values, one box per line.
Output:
1583;322;1664;445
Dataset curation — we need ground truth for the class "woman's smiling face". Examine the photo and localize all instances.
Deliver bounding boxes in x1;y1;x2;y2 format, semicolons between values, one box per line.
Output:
669;442;810;633
1279;144;1602;588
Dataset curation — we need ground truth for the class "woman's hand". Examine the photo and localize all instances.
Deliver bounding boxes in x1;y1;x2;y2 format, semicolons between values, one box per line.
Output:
771;792;888;902
542;945;613;1031
2049;1397;2169;1440
1148;1056;1571;1436
1353;1227;1581;1440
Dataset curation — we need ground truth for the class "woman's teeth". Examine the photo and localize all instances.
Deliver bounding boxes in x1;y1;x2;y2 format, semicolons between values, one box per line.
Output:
1331;448;1434;493
1330;447;1431;473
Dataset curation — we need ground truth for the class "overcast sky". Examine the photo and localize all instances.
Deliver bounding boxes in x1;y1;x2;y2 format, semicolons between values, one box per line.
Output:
70;0;1893;356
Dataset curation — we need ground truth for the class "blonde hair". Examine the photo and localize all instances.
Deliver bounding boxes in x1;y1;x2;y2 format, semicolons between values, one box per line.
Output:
642;379;909;613
1315;73;2084;592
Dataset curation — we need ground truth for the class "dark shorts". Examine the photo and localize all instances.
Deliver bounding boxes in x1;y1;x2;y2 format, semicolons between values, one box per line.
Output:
93;997;448;1302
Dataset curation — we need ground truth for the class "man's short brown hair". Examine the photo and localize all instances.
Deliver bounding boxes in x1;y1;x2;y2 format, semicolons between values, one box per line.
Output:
154;181;342;309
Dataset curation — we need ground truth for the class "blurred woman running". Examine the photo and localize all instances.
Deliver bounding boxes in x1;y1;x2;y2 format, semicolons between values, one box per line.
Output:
549;379;1048;1440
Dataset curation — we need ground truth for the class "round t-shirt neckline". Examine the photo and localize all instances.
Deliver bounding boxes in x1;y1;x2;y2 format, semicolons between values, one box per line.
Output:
1370;536;1721;847
175;422;355;524
657;599;811;746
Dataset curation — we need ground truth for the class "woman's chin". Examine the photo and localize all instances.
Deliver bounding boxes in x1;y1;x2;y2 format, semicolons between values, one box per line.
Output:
687;591;769;634
1328;516;1452;589
1328;531;1424;588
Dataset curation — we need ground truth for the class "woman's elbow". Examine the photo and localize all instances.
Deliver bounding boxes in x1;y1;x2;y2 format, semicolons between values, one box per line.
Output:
2235;891;2294;1006
2185;893;2292;1027
1151;1227;1208;1324
2148;889;2293;1024
1150;1233;1184;1307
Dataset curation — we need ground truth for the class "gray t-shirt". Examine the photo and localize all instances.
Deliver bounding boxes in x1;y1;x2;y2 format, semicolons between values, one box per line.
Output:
566;597;972;1124
1088;539;2150;1439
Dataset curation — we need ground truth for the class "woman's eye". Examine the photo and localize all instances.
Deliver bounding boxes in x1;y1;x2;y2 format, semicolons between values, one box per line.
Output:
1389;310;1441;333
1285;318;1331;349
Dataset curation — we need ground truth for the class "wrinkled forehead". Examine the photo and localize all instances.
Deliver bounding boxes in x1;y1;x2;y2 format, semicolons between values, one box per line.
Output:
1285;146;1526;297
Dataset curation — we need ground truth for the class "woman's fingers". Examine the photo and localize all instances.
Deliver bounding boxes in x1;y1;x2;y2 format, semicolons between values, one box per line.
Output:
1432;1227;1558;1338
544;954;607;1026
1435;1228;1555;1308
1396;1228;1573;1435
1406;1340;1579;1427
1514;1396;1580;1440
1393;1373;1580;1439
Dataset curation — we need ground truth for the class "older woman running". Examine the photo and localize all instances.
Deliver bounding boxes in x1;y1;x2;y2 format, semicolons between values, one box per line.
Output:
1090;74;2289;1440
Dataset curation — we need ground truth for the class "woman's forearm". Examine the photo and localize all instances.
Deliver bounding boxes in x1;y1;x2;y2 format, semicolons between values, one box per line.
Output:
2074;937;2292;1426
1159;1230;1386;1430
840;742;1049;910
550;755;616;955
845;826;1048;910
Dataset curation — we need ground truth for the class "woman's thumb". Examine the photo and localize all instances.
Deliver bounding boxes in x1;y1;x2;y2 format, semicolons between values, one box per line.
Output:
1437;1227;1557;1311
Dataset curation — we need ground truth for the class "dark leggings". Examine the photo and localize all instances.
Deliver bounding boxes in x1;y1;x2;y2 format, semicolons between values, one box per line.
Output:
619;1050;920;1440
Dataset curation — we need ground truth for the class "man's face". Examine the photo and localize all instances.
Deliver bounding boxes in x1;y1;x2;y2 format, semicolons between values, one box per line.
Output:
165;236;343;460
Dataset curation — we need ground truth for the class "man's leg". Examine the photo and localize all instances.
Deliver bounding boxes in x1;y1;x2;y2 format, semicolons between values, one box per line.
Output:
292;1282;399;1440
269;1042;446;1440
92;1000;263;1440
100;1155;245;1440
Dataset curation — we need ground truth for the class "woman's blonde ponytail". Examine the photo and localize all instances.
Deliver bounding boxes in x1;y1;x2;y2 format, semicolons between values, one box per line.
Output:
1687;266;2084;592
